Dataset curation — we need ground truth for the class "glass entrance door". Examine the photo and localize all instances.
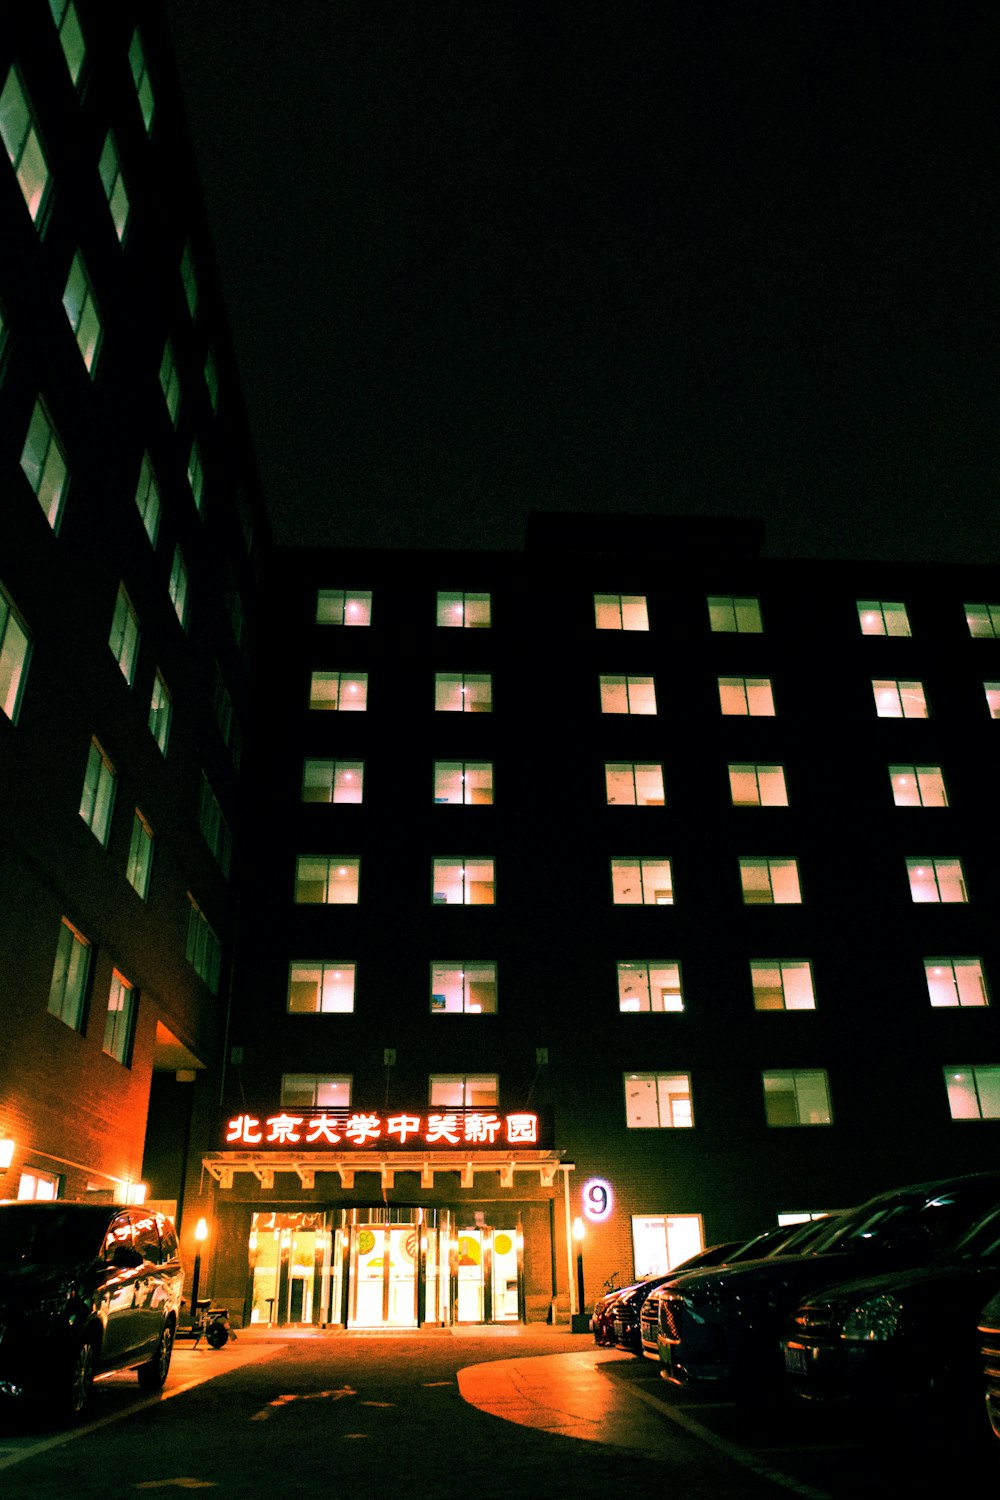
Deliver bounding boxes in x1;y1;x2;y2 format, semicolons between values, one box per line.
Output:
456;1229;483;1321
349;1224;418;1328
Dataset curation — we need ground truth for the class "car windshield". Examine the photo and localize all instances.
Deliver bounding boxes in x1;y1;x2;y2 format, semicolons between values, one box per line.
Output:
767;1216;839;1256
947;1203;1000;1261
0;1207;112;1269
817;1182;1000;1257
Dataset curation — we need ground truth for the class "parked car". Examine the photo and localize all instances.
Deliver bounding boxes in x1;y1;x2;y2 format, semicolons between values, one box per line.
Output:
612;1272;679;1353
656;1172;1000;1402
592;1279;643;1346
980;1288;1000;1446
639;1220;839;1358
0;1202;183;1418
781;1202;1000;1417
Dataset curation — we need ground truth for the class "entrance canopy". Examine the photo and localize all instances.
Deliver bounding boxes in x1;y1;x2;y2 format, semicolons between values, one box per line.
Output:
202;1148;567;1192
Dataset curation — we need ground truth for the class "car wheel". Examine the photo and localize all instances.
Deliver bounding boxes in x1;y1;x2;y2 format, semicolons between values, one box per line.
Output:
137;1320;175;1392
205;1320;228;1350
64;1339;96;1418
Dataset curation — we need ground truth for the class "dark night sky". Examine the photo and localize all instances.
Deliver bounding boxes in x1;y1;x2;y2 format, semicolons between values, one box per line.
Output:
161;1;999;560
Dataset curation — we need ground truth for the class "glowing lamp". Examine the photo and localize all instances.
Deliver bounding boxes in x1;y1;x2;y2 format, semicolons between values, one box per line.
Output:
573;1216;585;1242
127;1182;148;1204
0;1138;14;1171
195;1217;209;1243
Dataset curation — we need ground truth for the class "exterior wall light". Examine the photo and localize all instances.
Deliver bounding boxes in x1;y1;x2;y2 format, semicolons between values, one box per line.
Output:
0;1139;14;1171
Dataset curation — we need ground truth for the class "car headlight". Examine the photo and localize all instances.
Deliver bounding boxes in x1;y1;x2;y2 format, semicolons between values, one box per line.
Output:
842;1294;903;1342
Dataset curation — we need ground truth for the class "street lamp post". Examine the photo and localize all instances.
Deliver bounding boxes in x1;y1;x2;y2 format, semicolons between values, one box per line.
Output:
571;1216;589;1333
189;1217;208;1322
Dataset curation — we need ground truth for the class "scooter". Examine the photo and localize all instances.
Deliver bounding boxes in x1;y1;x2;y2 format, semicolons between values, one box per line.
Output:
175;1297;234;1349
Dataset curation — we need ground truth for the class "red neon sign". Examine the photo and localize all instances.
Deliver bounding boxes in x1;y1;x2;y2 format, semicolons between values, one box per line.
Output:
223;1110;540;1151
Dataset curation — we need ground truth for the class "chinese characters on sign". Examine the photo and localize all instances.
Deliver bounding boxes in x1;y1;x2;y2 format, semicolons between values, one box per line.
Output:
224;1110;541;1150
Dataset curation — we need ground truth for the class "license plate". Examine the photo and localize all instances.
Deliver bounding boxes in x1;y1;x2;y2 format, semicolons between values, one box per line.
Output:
782;1342;808;1376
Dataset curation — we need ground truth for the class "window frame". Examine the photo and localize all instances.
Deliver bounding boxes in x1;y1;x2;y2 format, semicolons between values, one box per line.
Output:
624;1071;693;1128
594;594;649;631
125;808;154;899
286;961;357;1014
604;762;665;806
925;958;989;1009
728;763;788;807
857;600;911;637
431;857;496;906
46;916;91;1031
616;960;683;1013
889;765;947;808
598;674;657;715
750;959;816;1012
739;857;802;905
0;65;53;225
309;671;368;711
294;856;360;905
103;969;136;1065
434;671;493;713
0;580;32;723
905;857;968;904
20;399;69;531
610;856;674;905
108;583;140;684
944;1066;1000;1121
302;759;364;804
316;589;372;626
708;596;763;633
718;676;775;716
430;961;498;1015
872;679;928;719
433;761;494;806
79;736;116;845
435;592;491;629
762;1069;833;1126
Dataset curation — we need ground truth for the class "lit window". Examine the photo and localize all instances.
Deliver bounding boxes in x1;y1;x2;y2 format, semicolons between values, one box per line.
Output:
872;679;928;719
889;765;947;808
48;0;86;85
708;596;762;633
436;592;491;628
906;858;967;904
611;857;673;905
287;962;356;1014
186;895;221;993
98;131;129;240
159;341;180;424
729;764;788;807
47;917;91;1031
204;348;219;410
718;676;774;716
212;664;241;767
966;604;1000;639
0;66;52;223
168;547;189;628
430;962;497;1014
134;453;160;544
944;1066;1000;1120
302;759;364;803
0;583;31;723
316;589;372;625
739;857;801;904
763;1070;831;1126
128;29;155;133
20;400;68;531
294;857;360;904
433;761;493;805
79;737;116;844
180;242;198;318
599;674;656;714
17;1169;59;1201
594;594;649;630
985;684;1000;719
281;1074;351;1106
429;1075;498;1107
605;763;664;806
103;970;136;1065
624;1072;692;1128
198;774;231;876
617;961;683;1012
925;958;989;1009
309;671;367;710
751;960;815;1011
62;252;102;374
187;440;204;514
432;858;495;905
857;601;911;637
108;584;139;683
125;809;153;899
435;672;492;712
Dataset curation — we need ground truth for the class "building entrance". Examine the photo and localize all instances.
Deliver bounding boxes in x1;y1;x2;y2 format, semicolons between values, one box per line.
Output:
246;1207;522;1327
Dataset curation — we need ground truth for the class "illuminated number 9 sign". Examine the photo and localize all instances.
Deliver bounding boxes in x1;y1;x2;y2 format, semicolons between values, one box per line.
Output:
582;1178;613;1223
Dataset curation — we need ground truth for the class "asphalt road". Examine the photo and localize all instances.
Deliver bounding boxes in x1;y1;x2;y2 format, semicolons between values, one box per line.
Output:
0;1330;995;1499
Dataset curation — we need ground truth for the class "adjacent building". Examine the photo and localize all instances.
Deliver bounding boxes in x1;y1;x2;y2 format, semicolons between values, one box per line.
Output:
0;1;267;1273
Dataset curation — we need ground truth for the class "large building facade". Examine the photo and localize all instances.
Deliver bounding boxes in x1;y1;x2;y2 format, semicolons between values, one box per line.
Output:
0;1;266;1271
199;523;1000;1327
3;5;999;1333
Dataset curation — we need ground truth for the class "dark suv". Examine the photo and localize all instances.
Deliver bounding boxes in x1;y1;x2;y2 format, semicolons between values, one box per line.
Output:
0;1202;183;1418
657;1173;1000;1402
